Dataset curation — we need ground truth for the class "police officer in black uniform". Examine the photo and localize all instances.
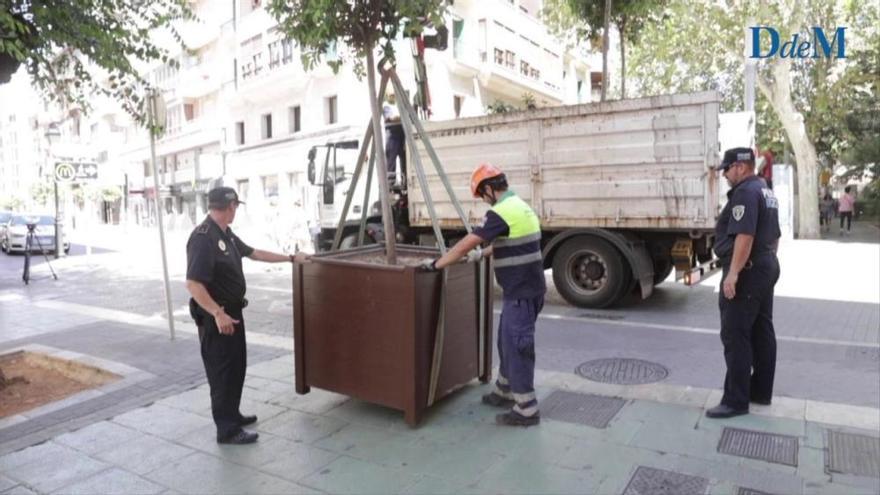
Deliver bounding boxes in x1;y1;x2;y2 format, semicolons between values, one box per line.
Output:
186;187;310;444
706;148;781;419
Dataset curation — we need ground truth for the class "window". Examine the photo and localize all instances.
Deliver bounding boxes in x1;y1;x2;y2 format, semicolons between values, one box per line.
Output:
281;38;294;63
454;95;464;118
236;179;249;202
289;105;301;133
184;103;195;121
235;121;245;145
520;60;530;77
268;40;281;69
504;50;515;70
261;113;272;139
262;174;278;198
494;48;504;65
326;95;337;124
452;18;464;58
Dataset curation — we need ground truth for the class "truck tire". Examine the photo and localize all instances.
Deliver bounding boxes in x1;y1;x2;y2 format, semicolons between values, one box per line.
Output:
652;258;673;285
340;232;375;249
552;236;628;308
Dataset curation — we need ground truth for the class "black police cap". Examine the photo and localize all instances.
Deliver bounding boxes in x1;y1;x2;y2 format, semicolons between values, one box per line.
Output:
207;187;245;208
718;147;755;171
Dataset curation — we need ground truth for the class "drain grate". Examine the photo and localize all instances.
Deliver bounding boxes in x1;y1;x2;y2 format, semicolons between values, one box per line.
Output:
718;427;798;466
623;466;709;495
541;390;626;428
826;430;880;478
737;488;773;495
575;358;669;385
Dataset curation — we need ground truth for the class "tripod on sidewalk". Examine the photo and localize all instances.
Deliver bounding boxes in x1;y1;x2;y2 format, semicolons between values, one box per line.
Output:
22;223;59;285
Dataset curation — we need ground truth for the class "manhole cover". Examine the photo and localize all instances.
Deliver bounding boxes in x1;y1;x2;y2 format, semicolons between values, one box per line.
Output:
718;427;798;467
540;390;625;428
623;466;709;495
575;358;669;385
826;430;880;478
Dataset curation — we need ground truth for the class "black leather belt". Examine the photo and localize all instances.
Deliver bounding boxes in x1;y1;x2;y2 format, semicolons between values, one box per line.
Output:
218;297;248;309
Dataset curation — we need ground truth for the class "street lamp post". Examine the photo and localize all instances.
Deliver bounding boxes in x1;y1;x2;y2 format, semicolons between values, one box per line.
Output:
44;123;63;259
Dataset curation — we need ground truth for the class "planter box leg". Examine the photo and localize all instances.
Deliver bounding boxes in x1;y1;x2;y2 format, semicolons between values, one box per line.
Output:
404;405;423;427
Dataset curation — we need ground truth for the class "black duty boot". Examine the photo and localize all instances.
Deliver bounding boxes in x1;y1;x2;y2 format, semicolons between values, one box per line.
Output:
496;410;540;427
705;404;749;419
482;393;515;408
217;429;259;445
237;414;258;426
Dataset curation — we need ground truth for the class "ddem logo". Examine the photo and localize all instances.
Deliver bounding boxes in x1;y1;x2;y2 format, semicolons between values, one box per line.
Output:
750;26;846;59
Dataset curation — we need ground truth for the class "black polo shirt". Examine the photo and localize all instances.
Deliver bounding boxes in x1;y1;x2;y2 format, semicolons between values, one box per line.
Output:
713;175;781;260
186;216;254;305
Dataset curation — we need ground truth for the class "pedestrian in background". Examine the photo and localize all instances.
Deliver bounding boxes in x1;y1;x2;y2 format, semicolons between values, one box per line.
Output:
706;148;781;419
383;92;407;188
838;186;855;236
820;193;835;233
185;187;310;444
421;163;545;427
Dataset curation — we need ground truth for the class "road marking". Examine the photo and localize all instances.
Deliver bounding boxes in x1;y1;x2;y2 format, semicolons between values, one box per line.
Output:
492;309;880;349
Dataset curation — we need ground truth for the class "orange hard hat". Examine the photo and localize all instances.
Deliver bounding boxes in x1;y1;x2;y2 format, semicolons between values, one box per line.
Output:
470;162;505;198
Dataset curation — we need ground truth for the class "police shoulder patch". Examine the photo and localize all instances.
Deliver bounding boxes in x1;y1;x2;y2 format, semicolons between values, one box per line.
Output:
732;205;745;221
195;222;210;234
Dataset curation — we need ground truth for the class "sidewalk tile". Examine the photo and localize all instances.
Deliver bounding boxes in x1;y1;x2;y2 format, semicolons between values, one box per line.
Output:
667;453;803;493
111;403;207;441
52;467;165;495
95;433;194;475
314;424;413;457
235;398;288;425
401;474;466;495
155;388;212;416
271;389;350;415
6;448;110;493
324;399;416;432
1;485;38;495
396;440;505;484
697;410;805;437
142;452;269;494
231;472;321;495
256;410;347;444
0;441;78;471
797;446;827;478
804;478;880;495
245;357;295;380
0;475;16;492
299;455;419;494
54;421;143;455
463;457;601;495
259;444;340;483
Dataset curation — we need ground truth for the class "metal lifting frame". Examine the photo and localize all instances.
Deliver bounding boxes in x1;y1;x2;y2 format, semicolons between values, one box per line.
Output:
328;62;488;407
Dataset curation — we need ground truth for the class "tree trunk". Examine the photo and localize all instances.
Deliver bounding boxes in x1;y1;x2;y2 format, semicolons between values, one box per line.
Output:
365;48;397;263
619;20;626;99
601;0;611;101
757;58;821;239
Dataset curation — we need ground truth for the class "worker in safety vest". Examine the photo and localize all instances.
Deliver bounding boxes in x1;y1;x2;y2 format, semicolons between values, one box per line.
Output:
421;163;545;426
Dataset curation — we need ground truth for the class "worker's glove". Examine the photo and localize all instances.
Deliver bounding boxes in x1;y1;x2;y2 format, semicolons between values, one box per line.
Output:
419;258;438;271
465;247;483;263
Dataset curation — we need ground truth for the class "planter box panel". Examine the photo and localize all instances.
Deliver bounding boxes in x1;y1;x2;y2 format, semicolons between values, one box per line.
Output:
294;245;492;426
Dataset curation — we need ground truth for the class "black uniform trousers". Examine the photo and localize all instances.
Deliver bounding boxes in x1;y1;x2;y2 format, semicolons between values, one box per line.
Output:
196;304;247;438
718;253;780;410
385;124;407;180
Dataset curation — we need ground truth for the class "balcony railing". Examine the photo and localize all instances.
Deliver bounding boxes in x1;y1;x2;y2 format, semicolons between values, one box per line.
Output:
240;39;296;83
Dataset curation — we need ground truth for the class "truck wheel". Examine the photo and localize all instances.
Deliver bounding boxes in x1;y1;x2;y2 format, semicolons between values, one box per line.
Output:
653;258;673;285
552;236;627;308
340;232;374;249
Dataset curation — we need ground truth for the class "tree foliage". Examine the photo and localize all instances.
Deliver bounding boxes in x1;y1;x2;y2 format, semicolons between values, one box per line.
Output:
543;0;666;98
0;0;193;124
267;0;447;75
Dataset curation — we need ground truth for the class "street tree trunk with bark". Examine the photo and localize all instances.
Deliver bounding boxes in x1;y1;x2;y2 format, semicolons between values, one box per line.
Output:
757;56;821;239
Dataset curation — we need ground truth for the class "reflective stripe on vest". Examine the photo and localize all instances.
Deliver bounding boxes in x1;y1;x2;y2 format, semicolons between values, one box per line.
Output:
491;192;541;267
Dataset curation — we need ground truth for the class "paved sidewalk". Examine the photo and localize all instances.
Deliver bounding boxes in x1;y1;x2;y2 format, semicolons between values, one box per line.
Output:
2;299;879;494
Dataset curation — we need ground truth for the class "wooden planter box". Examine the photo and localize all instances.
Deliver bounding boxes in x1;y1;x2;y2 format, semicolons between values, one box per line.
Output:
292;245;493;426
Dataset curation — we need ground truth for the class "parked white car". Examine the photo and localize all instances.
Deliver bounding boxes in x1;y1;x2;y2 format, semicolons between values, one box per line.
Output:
0;214;70;254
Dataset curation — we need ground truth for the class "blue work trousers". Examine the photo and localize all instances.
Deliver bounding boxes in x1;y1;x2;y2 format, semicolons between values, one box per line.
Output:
495;295;543;415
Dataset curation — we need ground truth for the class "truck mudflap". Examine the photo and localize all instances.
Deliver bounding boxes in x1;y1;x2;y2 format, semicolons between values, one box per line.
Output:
617;232;654;300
